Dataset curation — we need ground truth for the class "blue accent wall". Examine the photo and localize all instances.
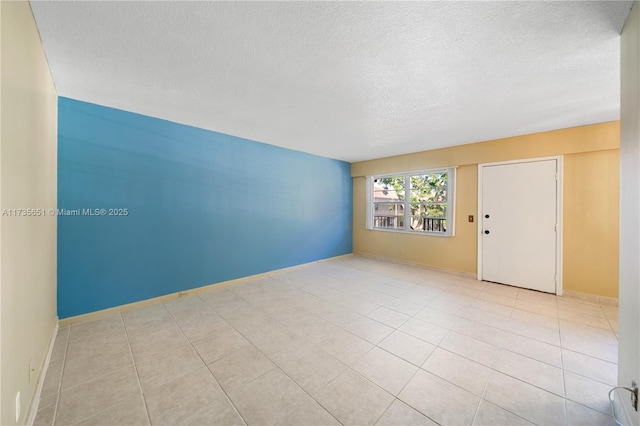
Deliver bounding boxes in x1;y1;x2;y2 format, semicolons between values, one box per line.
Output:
58;98;352;318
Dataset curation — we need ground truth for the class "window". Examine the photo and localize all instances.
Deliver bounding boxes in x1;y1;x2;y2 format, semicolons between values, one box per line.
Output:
367;167;456;236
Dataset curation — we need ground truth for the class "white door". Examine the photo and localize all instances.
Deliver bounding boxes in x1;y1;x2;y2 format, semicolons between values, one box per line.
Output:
480;159;559;293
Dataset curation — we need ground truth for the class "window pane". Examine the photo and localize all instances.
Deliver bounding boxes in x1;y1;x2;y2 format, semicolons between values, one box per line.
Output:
410;173;447;203
373;177;406;229
374;177;405;201
410;202;447;233
370;169;453;236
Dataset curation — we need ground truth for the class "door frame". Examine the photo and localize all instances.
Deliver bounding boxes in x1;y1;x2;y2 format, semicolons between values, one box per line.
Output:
477;156;564;295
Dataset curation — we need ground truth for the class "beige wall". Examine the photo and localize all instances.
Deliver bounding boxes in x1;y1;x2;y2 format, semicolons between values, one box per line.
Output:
564;150;620;297
352;121;620;298
619;2;640;424
1;1;58;425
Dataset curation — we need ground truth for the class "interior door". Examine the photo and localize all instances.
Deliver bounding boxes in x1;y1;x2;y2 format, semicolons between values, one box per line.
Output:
481;159;558;293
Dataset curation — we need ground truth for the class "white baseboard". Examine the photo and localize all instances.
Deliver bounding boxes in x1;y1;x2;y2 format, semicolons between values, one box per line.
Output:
26;321;58;426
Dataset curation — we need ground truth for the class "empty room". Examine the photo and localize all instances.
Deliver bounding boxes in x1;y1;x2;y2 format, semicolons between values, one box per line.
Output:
2;1;640;426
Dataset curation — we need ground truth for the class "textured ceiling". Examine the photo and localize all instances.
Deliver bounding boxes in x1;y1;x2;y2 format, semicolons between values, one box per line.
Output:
31;1;632;162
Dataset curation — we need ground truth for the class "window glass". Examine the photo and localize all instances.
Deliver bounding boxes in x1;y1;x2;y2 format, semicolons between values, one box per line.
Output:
369;168;455;236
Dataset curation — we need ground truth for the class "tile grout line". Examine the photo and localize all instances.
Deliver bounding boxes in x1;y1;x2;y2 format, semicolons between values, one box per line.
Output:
560;336;569;426
469;346;502;426
49;321;153;425
474;375;535;426
387;339;442;425
120;312;153;426
387;323;488;424
62;352;149;421
448;319;565;368
600;303;619;338
559;318;617;422
556;297;570;426
428;326;491;425
161;301;250;426
478;346;554;426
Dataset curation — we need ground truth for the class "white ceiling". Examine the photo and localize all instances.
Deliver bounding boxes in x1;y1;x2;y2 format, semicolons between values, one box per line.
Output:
30;1;632;162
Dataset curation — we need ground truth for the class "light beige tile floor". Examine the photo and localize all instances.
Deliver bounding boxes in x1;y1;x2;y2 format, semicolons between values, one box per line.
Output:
35;256;619;425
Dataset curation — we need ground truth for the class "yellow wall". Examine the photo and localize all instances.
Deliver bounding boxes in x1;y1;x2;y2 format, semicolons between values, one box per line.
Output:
1;1;58;424
563;150;620;297
352;121;620;298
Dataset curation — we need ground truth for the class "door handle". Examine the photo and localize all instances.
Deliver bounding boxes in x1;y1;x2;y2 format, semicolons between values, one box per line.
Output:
485;214;490;218
484;230;490;234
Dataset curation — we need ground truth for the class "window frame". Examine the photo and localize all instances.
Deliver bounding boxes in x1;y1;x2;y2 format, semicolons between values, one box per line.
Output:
366;167;456;237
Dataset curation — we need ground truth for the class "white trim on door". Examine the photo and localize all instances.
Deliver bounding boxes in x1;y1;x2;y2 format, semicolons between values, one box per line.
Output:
477;156;563;295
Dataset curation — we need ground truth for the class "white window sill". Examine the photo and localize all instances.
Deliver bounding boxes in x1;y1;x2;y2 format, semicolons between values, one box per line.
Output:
367;227;454;238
